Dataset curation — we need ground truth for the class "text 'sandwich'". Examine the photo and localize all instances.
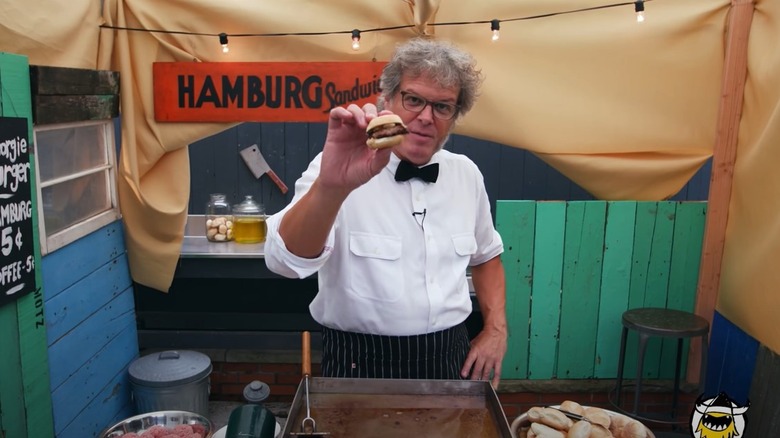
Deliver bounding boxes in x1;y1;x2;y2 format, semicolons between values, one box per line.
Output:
366;114;408;150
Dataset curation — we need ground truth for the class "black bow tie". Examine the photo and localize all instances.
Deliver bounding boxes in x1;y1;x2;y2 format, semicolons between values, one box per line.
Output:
394;160;439;183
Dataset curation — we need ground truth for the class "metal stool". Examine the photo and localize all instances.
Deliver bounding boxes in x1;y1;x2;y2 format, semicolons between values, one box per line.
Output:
611;307;709;424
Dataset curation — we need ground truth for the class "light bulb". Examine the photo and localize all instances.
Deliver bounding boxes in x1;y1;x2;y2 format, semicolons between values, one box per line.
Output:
351;29;361;51
219;33;229;54
634;1;645;23
490;19;500;42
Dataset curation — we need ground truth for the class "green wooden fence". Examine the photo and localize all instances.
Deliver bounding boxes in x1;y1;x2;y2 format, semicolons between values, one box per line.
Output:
497;200;706;380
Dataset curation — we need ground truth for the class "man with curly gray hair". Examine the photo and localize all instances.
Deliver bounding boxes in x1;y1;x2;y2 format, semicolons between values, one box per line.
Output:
265;38;507;389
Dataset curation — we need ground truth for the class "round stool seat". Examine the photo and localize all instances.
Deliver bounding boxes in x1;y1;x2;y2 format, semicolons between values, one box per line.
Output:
611;307;709;425
623;307;709;338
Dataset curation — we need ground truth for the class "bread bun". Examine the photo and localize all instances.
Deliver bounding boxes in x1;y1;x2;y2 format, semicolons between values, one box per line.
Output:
366;114;408;149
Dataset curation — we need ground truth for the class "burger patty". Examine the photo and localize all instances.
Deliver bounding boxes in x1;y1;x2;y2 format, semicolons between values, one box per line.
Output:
369;124;409;138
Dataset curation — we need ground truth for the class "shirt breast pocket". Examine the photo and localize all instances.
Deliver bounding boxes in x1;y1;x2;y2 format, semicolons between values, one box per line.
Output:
348;232;403;302
450;233;477;281
452;233;478;257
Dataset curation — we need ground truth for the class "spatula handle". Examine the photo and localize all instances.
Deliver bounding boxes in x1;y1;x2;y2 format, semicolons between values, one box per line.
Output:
302;331;311;377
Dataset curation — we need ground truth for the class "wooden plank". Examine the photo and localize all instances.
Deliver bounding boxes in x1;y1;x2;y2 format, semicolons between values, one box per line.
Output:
667;203;707;313
30;66;119;96
152;62;386;123
33;95;119;124
496;145;526;202
645;202;675;308
307;122;327;159
56;338;135;438
705;312;757;404
0;302;26;438
557;201;606;378
51;307;137;435
497;201;536;379
45;254;132;352
521;153;549;200
282;122;309;207
641;202;676;379
622;202;656;378
17;285;54;437
693;0;755;383
259;123;287;206
0;51;30;438
235;122;262;203
0;51;55;438
660;202;707;379
528;202;565;379
47;291;135;391
594;201;637;378
41;221;126;300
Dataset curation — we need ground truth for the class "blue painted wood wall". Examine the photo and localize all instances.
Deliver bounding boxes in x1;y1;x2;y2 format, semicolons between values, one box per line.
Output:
41;221;136;438
705;311;758;405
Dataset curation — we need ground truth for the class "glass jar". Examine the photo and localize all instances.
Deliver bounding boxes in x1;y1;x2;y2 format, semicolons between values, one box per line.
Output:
205;193;233;242
232;195;266;244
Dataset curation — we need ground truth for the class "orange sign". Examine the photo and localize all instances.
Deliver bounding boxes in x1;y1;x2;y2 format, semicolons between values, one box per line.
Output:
153;62;386;123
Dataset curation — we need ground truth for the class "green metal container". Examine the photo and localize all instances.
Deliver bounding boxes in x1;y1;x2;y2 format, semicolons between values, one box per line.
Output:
225;404;276;438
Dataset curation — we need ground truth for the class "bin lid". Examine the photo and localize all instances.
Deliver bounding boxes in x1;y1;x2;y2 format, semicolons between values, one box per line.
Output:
129;350;212;387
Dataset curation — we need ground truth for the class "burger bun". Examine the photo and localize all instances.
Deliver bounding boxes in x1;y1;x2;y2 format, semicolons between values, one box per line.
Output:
366;114;404;132
366;114;407;150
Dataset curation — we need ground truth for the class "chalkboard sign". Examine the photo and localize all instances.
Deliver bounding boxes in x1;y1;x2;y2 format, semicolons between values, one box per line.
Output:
0;116;36;306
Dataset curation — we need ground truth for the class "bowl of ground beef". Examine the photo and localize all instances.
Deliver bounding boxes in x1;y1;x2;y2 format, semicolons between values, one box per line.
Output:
99;410;213;438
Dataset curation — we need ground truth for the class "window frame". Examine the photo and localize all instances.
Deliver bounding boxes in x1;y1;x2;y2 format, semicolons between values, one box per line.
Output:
32;120;121;255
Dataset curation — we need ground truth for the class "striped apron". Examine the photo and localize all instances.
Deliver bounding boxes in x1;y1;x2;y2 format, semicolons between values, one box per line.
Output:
320;322;470;380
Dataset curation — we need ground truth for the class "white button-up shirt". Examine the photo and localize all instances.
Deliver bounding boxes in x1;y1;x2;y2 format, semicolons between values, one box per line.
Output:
265;150;503;336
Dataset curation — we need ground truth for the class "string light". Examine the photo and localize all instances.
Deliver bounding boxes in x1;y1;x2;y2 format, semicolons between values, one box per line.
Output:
490;19;500;42
635;1;645;23
99;0;656;51
219;33;229;53
351;29;361;51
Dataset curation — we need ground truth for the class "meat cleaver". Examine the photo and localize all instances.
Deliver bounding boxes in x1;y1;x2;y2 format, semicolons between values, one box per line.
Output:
239;144;288;194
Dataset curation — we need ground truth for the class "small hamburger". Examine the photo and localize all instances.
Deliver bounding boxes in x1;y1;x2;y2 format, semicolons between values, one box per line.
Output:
366;114;409;149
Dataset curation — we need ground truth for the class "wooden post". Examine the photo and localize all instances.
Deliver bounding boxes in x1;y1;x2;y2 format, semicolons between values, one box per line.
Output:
690;0;755;384
0;53;55;438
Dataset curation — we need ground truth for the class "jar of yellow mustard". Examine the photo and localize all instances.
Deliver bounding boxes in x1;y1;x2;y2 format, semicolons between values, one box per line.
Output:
232;195;266;244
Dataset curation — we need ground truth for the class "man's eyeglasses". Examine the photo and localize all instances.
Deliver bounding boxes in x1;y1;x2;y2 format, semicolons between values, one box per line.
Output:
399;91;460;120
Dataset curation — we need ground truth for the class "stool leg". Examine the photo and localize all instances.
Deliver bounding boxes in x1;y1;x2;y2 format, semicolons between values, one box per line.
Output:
634;333;649;415
615;326;629;406
672;338;683;418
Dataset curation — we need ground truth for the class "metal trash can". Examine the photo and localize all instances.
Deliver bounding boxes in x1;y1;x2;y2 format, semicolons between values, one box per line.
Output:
128;350;212;417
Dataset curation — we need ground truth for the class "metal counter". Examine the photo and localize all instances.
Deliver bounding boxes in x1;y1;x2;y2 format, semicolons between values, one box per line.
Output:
182;215;265;259
175;215;275;279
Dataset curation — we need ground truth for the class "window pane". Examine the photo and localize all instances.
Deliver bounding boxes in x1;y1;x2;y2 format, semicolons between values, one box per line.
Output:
36;123;108;183
41;172;110;235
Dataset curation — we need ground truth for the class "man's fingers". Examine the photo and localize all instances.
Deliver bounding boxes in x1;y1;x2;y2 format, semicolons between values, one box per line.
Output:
461;353;476;379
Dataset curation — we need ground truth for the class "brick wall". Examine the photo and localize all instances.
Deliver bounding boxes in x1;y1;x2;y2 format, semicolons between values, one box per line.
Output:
210;360;314;403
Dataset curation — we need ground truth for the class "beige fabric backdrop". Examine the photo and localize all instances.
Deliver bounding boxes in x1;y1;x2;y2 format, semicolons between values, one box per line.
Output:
1;0;778;353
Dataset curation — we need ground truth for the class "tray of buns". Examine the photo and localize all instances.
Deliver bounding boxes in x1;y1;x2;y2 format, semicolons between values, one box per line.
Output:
511;400;655;438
